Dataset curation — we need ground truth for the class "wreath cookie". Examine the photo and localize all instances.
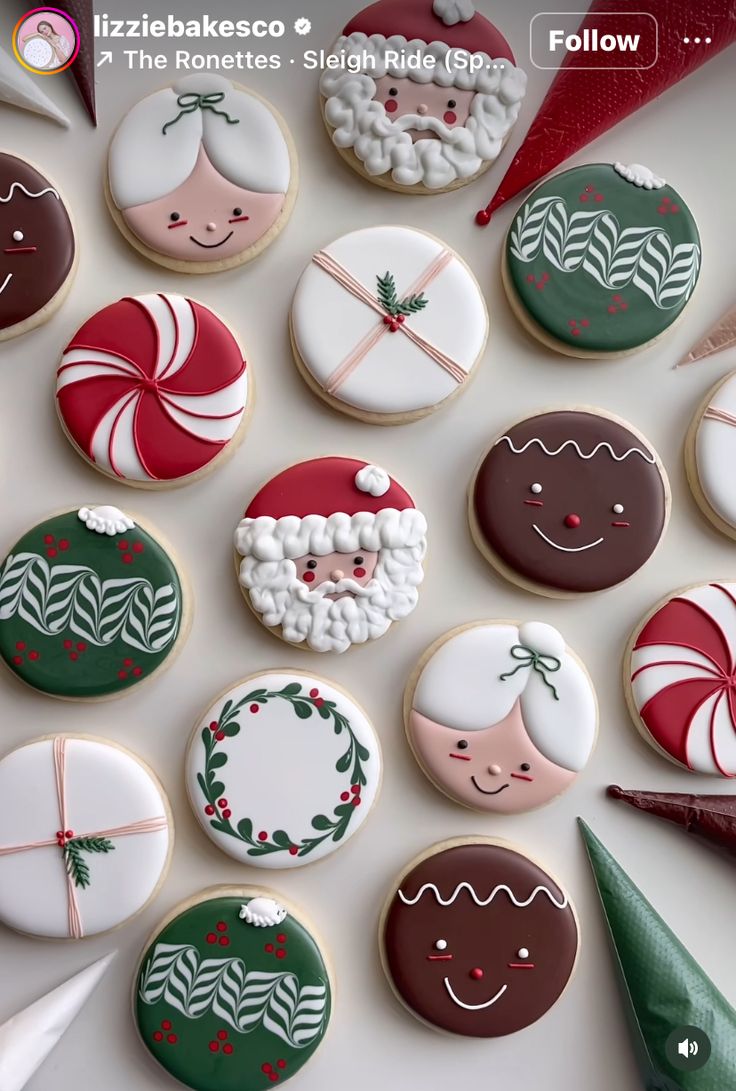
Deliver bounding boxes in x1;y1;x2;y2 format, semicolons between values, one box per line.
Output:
186;671;381;867
106;75;297;273
0;152;77;342
503;162;701;357
135;887;332;1091
0;505;189;699
0;735;172;939
686;370;736;541
290;226;488;423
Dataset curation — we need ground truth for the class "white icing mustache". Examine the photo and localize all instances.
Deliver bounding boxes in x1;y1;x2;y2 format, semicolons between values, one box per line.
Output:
293;577;376;602
391;113;458;141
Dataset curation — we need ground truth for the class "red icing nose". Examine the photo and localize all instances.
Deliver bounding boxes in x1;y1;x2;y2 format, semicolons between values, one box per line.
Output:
469;967;484;980
564;513;581;528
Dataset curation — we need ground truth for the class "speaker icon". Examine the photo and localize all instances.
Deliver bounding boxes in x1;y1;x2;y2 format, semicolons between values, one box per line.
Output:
665;1025;711;1072
677;1038;698;1059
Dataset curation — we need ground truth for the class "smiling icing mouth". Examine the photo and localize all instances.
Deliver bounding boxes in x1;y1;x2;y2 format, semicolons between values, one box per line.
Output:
444;978;508;1010
471;776;508;796
189;230;234;249
0;272;12;296
532;525;604;553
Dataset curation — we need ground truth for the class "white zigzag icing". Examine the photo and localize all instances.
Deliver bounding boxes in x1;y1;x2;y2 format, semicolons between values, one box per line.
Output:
398;882;568;908
0;182;59;203
495;436;656;463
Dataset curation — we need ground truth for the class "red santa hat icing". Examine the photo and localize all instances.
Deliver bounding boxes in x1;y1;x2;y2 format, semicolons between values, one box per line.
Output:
344;0;515;61
236;457;427;561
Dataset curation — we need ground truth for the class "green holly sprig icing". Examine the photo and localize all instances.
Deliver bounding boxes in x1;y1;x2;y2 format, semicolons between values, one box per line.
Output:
198;683;370;860
377;271;428;318
62;836;115;889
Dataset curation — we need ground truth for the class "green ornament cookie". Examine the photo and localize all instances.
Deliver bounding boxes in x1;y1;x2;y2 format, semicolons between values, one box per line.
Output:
504;162;701;356
0;505;187;699
135;888;332;1091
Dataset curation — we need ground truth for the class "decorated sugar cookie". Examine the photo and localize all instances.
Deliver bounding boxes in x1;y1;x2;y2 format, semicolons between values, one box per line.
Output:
107;75;296;273
234;458;427;653
135;888;332;1091
686;371;736;540
0;505;187;699
380;838;578;1037
319;0;526;194
0;736;172;939
56;293;250;487
470;409;669;596
291;226;487;423
504;162;701;356
627;581;736;776
187;671;381;866
0;153;76;341
406;622;597;813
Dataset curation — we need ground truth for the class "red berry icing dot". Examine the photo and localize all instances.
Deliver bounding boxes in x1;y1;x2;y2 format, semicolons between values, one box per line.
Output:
216;921;228;931
250;704;260;713
206;933;217;944
204;805;215;816
262;1063;274;1074
153;1031;164;1042
118;541;128;551
276;948;286;959
122;554;133;564
167;1034;177;1044
58;539;69;551
217;1029;228;1040
223;1043;233;1054
12;656;22;666
162;1020;172;1031
209;1041;219;1052
217;800;228;809
15;641;25;651
209;721;218;732
340;791;350;802
70;652;79;662
133;542;144;553
215;731;225;741
123;657;133;667
222;808;232;818
350;784;360;795
132;666;142;676
258;830;268;842
47;548;57;558
44;534;54;545
288;845;299;856
265;943;274;953
309;688;319;698
219;936;230;947
277;933;287;943
277;1060;287;1070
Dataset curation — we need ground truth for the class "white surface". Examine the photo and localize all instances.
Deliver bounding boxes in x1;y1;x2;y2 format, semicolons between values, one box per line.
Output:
0;1;735;1088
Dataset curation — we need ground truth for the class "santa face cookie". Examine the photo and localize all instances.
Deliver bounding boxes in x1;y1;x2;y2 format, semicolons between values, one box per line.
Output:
107;75;296;273
0;736;171;939
380;839;578;1037
319;0;526;194
135;888;332;1091
234;459;427;653
0;506;187;699
505;162;701;356
470;409;669;596
406;622;597;814
187;671;381;866
56;293;250;487
627;582;736;777
291;226;488;423
686;370;736;540
0;153;76;341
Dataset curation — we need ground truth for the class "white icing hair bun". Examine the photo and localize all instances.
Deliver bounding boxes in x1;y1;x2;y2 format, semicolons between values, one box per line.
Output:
433;0;475;25
518;621;565;659
109;74;291;210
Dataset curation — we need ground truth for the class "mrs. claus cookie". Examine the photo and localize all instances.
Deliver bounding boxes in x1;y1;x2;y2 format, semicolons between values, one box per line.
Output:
234;458;427;653
0;505;189;699
0;735;172;939
380;838;579;1037
135;887;332;1091
56;293;251;488
319;0;526;193
469;408;669;596
686;370;736;541
290;225;488;423
405;621;597;813
0;152;77;342
504;162;701;357
106;75;297;272
187;671;381;867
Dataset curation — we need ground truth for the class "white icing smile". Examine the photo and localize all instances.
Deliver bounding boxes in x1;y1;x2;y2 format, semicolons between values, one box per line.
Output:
444;977;507;1010
0;273;12;296
532;525;604;553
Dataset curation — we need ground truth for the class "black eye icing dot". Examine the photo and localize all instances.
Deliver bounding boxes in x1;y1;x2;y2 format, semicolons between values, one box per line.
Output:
354;556;364;565
306;560;317;569
520;762;531;771
233;207;243;216
448;99;457;108
457;740;469;750
169;212;180;222
388;87;398;96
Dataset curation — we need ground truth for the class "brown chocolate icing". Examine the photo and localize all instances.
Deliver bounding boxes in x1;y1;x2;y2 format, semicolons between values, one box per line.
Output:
382;842;578;1037
609;785;736;862
0;153;75;333
472;410;667;593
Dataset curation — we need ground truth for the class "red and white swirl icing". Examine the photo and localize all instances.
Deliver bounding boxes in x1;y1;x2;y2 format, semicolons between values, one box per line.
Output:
631;582;736;776
56;293;247;483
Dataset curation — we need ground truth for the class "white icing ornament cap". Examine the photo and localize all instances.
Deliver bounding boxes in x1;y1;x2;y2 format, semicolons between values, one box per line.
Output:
240;897;287;927
518;621;566;659
433;0;475;24
613;162;665;190
78;505;135;535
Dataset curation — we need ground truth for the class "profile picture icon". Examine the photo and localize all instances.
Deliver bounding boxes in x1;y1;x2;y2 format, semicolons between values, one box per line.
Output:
13;7;80;75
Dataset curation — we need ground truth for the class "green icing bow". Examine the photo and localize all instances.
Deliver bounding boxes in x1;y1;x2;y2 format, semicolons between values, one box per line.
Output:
162;92;239;135
499;644;561;700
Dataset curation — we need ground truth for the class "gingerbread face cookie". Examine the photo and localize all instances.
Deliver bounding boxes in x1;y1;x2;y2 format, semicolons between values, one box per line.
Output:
0;153;76;341
56;293;250;487
135;888;332;1091
234;459;427;653
0;506;187;699
686;370;736;540
187;671;381;866
406;622;597;813
381;839;578;1037
107;75;296;272
627;582;736;777
291;226;487;423
470;409;669;595
505;162;701;356
319;0;526;193
0;736;171;938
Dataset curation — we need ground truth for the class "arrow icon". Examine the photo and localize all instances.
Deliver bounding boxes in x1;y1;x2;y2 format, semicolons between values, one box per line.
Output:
96;51;112;67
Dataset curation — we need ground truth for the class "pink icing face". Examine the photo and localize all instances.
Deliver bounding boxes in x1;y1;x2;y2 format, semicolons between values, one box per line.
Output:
121;146;285;262
294;550;378;600
408;700;575;814
372;75;475;139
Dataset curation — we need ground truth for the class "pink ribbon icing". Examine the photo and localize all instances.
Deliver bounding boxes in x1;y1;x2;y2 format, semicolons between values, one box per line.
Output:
0;738;168;938
704;406;736;428
312;248;468;396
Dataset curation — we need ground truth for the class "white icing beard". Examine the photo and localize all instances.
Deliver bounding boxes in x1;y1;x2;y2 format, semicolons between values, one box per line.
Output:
241;547;424;653
322;73;523;189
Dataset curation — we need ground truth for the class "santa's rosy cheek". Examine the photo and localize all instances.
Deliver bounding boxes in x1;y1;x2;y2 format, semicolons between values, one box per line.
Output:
353;567;366;578
444;111;457;125
302;572;315;583
385;99;398;113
